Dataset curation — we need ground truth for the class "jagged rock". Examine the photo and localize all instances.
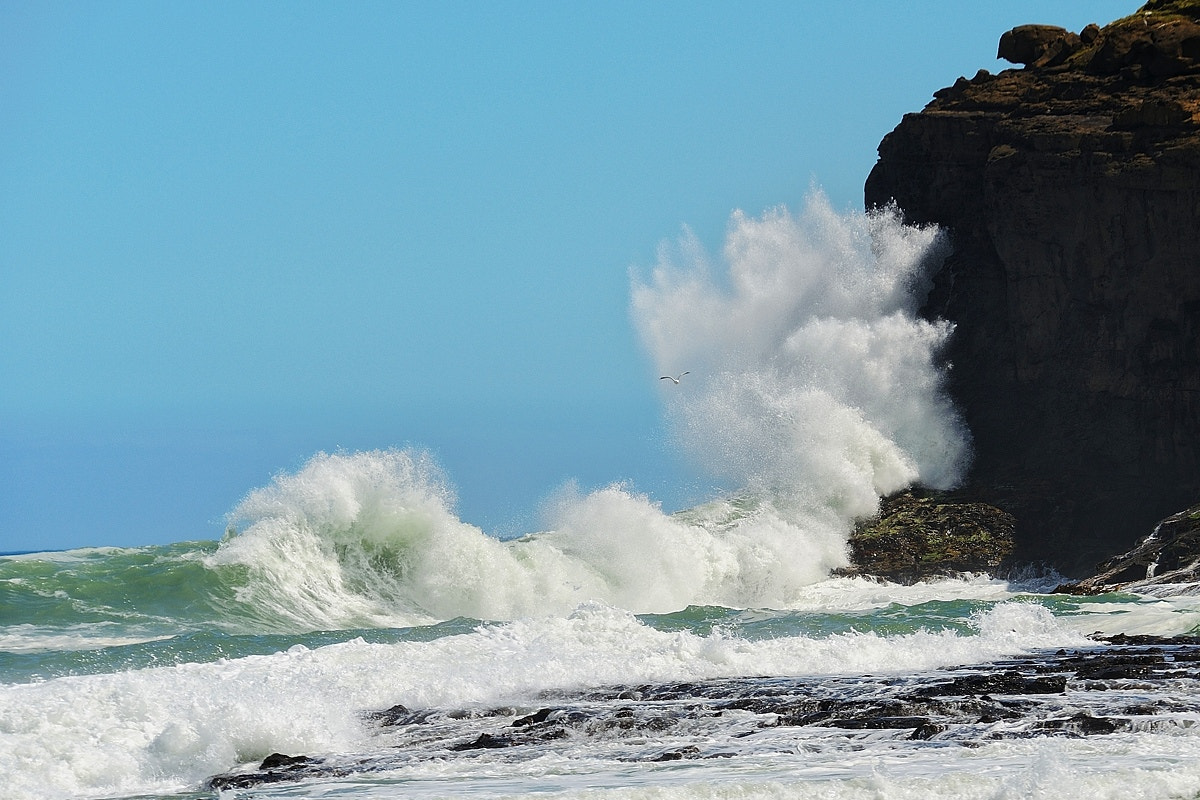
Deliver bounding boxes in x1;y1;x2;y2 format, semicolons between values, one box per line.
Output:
1083;11;1200;77
841;490;1015;583
1056;502;1200;594
865;2;1200;574
202;640;1200;790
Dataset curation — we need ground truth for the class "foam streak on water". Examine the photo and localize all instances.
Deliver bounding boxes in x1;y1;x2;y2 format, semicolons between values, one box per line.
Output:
0;601;1094;799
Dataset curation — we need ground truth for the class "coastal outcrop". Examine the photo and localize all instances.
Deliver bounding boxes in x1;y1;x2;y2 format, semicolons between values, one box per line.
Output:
842;490;1015;583
1056;502;1200;593
865;1;1200;574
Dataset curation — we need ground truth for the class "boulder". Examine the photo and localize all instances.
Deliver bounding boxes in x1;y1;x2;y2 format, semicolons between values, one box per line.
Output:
842;490;1015;584
998;25;1082;68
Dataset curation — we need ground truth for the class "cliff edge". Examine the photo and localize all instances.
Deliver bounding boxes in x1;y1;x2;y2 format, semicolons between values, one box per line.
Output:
865;1;1200;574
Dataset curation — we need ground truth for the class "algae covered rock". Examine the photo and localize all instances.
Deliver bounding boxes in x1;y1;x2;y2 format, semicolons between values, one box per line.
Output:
844;490;1015;584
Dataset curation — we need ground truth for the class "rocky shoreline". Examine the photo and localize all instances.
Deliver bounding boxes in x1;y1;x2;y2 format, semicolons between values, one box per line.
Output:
1056;502;1200;594
207;635;1200;791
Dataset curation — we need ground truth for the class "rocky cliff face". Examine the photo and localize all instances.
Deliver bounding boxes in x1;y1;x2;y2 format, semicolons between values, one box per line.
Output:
865;1;1200;574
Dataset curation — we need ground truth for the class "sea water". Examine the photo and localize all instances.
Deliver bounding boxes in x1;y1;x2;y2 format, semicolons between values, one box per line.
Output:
4;194;1199;800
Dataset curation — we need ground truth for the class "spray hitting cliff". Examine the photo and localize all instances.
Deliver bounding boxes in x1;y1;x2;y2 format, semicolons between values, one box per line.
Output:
865;1;1200;573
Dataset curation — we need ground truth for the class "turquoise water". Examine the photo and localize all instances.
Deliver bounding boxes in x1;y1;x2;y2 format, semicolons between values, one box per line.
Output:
6;199;1198;799
5;530;1200;800
3;538;1170;687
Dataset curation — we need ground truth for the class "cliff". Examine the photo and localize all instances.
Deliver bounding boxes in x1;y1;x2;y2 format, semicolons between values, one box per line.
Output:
865;1;1200;574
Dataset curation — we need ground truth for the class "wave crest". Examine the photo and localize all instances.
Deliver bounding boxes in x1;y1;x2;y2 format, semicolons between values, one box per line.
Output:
209;193;973;629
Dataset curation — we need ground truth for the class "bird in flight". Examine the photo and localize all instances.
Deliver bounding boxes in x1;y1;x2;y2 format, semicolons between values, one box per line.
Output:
659;372;689;384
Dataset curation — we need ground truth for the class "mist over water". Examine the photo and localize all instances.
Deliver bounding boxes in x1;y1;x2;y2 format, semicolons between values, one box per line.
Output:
631;192;970;517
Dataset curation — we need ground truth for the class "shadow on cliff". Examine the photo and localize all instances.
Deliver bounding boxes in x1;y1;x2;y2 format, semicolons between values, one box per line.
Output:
864;1;1200;576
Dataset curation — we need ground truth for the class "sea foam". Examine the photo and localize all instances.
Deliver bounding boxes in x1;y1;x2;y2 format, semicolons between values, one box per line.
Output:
630;192;968;514
0;601;1090;800
209;450;848;627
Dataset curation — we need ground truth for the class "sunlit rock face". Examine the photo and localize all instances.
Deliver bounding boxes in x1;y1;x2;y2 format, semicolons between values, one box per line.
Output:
865;2;1200;574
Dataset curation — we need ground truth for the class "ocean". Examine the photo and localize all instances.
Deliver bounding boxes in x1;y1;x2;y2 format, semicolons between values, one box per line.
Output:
4;194;1199;799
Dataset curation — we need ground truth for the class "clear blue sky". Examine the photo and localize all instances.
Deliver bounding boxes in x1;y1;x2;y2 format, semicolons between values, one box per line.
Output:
1;1;1133;552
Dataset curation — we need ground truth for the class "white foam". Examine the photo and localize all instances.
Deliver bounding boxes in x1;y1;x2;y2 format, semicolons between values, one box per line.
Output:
0;624;171;654
780;573;1020;612
630;193;969;515
1054;593;1200;638
205;197;978;630
209;450;854;628
290;732;1200;800
0;601;1090;800
341;734;1200;800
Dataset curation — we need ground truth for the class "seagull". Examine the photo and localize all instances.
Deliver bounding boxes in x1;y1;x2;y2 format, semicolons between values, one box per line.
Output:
659;372;689;384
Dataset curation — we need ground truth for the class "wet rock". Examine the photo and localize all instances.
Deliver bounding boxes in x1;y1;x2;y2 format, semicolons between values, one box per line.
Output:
909;721;946;739
511;708;555;727
825;716;930;730
1055;502;1200;594
206;753;326;791
204;638;1200;790
912;671;1067;697
842;489;1015;583
451;732;518;750
651;745;700;761
258;753;314;770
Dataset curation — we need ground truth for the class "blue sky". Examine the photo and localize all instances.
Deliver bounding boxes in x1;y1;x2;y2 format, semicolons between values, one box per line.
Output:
2;1;1133;552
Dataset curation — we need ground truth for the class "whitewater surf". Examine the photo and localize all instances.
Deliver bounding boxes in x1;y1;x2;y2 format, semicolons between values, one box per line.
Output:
3;195;1199;800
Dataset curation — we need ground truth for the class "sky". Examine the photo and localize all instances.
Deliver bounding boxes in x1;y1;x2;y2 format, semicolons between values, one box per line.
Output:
1;1;1135;552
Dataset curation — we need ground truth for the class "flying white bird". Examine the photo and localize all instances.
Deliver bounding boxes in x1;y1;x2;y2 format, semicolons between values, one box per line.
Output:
659;372;689;384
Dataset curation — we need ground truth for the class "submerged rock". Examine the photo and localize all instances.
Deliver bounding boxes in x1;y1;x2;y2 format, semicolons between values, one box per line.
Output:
866;2;1200;574
841;490;1015;583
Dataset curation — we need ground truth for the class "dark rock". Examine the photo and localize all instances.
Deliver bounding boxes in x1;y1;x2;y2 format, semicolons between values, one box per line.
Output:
204;638;1200;790
912;671;1067;697
365;703;414;726
1032;711;1125;735
451;732;518;750
1055;502;1200;593
909;721;946;739
998;25;1082;68
206;753;327;791
1083;14;1200;77
865;2;1200;574
258;753;313;770
842;489;1015;583
824;716;930;730
511;708;554;727
651;745;700;761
